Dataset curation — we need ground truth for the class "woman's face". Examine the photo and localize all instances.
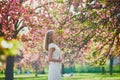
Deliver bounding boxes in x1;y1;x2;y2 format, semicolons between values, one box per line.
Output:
52;31;57;39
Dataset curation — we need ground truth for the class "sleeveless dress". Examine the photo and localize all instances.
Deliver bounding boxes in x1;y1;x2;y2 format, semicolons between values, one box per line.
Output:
48;43;61;80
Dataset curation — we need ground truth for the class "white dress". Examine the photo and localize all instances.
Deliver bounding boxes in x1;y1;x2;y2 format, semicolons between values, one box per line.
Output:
48;43;61;80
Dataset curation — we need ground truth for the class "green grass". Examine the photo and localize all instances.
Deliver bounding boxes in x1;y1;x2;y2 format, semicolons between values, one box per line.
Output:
0;73;120;80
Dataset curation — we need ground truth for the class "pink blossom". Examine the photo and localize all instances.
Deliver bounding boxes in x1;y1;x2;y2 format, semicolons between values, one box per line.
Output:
8;11;15;15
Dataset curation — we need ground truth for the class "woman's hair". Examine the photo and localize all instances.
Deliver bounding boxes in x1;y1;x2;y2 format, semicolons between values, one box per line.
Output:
44;30;54;51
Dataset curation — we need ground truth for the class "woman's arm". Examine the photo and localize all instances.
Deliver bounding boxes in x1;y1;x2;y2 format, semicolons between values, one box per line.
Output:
48;48;62;62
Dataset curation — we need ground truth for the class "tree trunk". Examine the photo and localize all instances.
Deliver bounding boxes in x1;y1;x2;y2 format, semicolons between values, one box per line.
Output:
20;67;22;74
102;67;105;74
17;66;22;74
35;66;38;77
5;56;14;80
70;66;72;73
61;63;65;75
42;68;45;74
110;55;113;75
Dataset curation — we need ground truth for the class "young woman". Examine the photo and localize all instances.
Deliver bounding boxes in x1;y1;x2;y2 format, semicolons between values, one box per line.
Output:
44;30;62;80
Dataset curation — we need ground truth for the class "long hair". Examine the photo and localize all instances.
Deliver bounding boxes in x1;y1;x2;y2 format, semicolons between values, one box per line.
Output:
44;30;54;51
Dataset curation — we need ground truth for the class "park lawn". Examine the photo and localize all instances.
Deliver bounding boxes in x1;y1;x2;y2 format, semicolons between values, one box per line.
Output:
0;73;120;80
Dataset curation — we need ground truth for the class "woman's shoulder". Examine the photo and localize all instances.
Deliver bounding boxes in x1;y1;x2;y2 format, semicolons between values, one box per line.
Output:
49;43;56;46
49;43;56;49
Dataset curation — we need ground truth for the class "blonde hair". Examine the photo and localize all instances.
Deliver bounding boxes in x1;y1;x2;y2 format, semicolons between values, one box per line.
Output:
44;30;54;51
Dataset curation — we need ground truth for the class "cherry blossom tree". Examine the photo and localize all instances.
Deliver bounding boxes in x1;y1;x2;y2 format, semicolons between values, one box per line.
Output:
0;0;29;80
1;1;120;79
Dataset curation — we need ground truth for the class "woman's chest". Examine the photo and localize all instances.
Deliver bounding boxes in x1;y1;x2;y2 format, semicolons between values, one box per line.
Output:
53;47;60;57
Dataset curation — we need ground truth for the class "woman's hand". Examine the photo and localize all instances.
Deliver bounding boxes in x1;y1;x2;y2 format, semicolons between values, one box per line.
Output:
58;57;62;62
